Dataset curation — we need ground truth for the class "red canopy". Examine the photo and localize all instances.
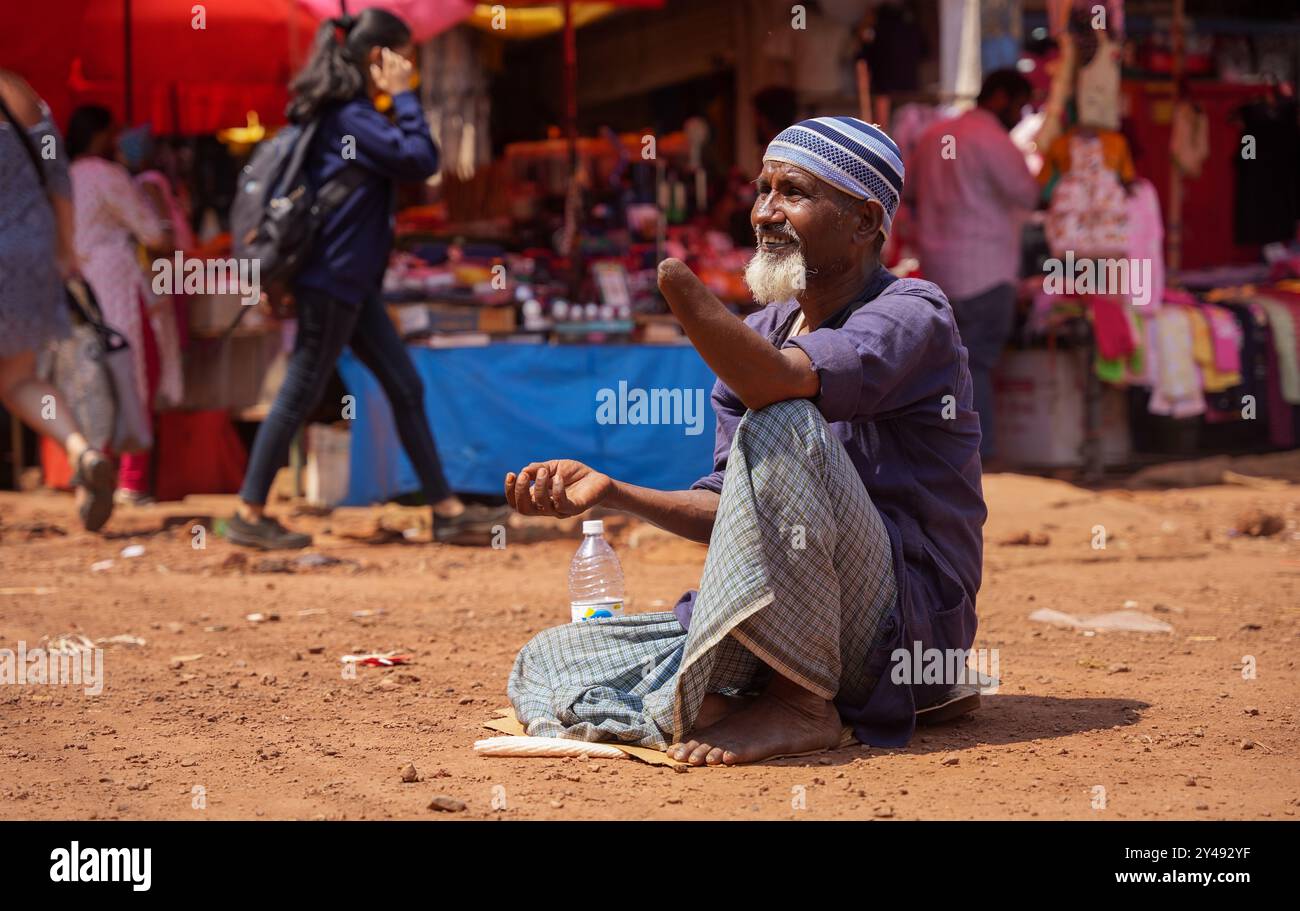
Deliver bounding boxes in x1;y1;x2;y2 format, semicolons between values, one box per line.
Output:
2;0;666;136
3;0;321;134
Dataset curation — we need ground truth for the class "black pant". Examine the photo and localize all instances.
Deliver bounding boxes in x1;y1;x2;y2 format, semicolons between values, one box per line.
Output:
951;282;1016;460
239;287;452;506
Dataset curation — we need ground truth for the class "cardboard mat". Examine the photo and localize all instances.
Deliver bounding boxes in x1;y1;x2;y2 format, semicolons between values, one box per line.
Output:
483;708;858;767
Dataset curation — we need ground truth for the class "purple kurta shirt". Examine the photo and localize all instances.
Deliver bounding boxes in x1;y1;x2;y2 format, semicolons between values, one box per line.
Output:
674;266;986;747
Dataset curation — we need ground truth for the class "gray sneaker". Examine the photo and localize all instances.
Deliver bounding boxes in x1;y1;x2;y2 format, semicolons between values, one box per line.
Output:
432;503;510;545
225;514;312;550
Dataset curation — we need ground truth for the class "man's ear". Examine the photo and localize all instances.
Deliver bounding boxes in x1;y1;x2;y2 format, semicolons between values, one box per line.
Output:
858;198;885;246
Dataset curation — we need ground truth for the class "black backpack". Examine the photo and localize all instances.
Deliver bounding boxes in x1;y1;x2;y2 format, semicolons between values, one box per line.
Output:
231;120;366;294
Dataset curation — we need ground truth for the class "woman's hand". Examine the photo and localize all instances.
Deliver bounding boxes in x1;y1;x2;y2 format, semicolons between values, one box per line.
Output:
369;47;414;97
505;460;613;518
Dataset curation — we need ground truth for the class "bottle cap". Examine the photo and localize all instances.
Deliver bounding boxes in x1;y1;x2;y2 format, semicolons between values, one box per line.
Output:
582;519;604;536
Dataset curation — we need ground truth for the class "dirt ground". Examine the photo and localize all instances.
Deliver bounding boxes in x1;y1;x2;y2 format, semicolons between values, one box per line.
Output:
1;472;1297;821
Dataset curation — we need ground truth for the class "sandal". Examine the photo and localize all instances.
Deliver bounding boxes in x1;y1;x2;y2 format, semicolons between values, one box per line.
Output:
71;449;116;532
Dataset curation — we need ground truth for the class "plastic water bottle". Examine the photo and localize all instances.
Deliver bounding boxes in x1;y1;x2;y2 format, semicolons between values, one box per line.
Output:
569;519;626;622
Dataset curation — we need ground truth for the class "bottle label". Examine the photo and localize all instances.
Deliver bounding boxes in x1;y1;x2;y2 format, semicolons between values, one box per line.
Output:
571;598;625;623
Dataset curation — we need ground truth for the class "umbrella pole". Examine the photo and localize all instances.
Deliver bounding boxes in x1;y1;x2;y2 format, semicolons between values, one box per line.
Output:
563;0;580;292
123;0;133;123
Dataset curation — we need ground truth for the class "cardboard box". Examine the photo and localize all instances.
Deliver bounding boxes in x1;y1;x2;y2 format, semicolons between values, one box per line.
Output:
305;423;351;508
993;349;1131;467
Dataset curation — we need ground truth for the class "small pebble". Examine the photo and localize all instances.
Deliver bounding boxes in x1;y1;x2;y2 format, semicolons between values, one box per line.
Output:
428;795;465;812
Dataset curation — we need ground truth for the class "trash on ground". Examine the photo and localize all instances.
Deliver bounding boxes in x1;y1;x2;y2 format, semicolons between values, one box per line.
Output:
41;633;96;654
120;544;146;558
295;552;350;568
90;560;114;573
340;651;412;667
1028;607;1174;633
245;612;281;624
96;634;146;647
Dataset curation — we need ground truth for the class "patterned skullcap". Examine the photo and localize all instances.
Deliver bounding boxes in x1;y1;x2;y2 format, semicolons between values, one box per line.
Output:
763;117;905;237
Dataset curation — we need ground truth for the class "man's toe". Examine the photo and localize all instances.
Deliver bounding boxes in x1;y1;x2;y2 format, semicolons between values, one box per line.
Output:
688;743;712;765
705;747;726;765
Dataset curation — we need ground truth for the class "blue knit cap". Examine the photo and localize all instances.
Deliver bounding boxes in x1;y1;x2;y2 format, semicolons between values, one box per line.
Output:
763;116;905;237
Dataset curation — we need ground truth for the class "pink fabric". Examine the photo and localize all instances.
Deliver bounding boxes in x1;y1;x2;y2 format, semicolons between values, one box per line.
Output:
71;156;182;409
1090;296;1136;360
117;294;160;493
1203;304;1243;374
1125;178;1165;310
909;108;1039;300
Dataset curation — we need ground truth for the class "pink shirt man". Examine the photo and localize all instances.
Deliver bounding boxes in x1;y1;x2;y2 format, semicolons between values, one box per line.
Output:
907;107;1039;302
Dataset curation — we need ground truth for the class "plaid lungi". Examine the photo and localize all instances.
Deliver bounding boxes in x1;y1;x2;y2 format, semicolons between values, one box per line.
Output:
507;398;898;749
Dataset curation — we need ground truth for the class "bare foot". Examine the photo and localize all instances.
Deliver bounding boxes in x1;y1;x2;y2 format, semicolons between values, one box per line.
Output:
693;693;752;729
667;674;842;766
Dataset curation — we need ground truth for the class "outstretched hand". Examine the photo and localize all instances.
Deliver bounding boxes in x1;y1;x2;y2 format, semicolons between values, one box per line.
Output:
505;460;613;518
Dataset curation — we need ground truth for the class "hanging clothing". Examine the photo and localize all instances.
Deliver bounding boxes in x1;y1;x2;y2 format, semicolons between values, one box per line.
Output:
1126;178;1165;311
1075;28;1122;131
1233;99;1299;246
1186;305;1240;392
1251;295;1300;405
859;1;928;94
1040;126;1136;190
1170;99;1210;178
1044;130;1133;258
1203;304;1243;377
1147;306;1205;419
1090;296;1137;360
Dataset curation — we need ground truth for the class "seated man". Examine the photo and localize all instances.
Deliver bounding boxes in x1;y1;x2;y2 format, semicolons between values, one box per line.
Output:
504;117;986;766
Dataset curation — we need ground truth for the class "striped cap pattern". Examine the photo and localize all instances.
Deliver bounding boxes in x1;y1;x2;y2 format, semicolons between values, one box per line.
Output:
763;116;906;236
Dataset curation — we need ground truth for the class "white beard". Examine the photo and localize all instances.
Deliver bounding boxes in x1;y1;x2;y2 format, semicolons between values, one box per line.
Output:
744;245;808;306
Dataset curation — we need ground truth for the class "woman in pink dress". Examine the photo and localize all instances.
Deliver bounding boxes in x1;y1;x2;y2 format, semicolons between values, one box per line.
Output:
67;106;182;504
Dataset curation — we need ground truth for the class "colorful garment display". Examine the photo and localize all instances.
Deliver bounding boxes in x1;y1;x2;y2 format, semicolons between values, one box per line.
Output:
1147;305;1206;419
1251;295;1300;405
1044;130;1134;258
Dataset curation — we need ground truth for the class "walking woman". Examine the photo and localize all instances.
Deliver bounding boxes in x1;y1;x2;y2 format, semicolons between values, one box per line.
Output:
67;105;181;506
227;8;500;549
0;70;115;530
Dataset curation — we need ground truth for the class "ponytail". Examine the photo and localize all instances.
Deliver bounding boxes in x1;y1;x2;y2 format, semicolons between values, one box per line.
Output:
287;8;412;124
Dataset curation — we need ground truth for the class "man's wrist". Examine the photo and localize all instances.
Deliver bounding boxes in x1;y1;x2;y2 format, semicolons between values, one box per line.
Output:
602;478;627;511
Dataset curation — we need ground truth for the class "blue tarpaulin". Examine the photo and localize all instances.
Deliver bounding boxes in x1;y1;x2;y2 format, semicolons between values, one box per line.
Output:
336;344;719;505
